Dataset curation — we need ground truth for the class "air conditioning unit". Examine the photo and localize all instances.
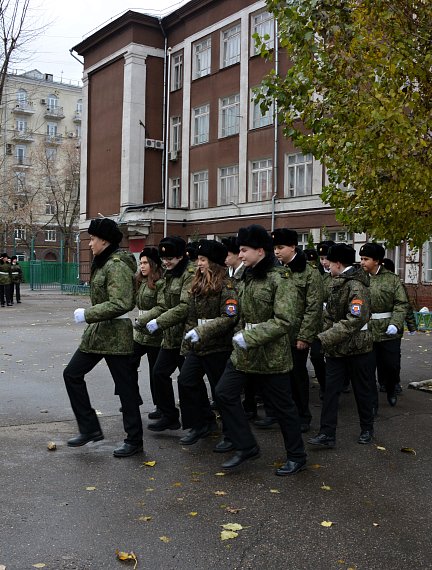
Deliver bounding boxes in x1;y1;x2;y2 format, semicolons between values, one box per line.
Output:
145;138;155;148
40;99;47;105
169;150;178;162
154;140;164;150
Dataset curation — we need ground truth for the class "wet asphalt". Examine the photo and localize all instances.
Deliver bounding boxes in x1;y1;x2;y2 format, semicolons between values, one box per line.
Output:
0;288;431;570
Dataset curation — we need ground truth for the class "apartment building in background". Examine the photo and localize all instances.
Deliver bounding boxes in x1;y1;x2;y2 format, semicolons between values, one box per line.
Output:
72;0;432;306
0;70;82;261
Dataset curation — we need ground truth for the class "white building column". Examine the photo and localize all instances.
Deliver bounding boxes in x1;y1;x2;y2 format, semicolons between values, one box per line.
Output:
238;12;250;204
79;73;89;225
121;50;147;208
181;42;192;208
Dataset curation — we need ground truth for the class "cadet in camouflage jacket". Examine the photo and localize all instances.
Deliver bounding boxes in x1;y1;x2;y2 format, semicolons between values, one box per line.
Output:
319;265;373;358
79;248;137;355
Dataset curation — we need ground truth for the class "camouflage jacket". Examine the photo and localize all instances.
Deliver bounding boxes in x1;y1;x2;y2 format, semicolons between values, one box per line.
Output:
284;250;323;345
10;263;23;284
181;277;238;356
318;266;373;357
321;270;332;303
140;258;195;349
368;267;410;342
0;261;12;285
231;254;298;375
79;246;137;355
134;278;164;347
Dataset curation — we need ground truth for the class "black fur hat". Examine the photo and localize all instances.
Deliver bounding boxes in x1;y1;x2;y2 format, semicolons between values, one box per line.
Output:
197;239;228;267
304;248;318;262
221;236;240;255
326;243;356;266
359;243;385;261
186;241;199;261
237;225;272;252
140;247;161;267
88;218;123;245
158;236;186;258
317;240;335;256
271;228;298;246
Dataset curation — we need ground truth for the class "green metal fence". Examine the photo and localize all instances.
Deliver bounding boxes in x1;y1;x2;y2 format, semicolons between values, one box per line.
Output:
21;261;91;293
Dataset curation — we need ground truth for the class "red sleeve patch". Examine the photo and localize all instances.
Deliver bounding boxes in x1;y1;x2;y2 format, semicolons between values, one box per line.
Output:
225;299;238;317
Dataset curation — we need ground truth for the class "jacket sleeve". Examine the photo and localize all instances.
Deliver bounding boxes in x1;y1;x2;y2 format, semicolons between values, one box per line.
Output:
195;285;239;344
136;279;166;326
155;271;193;330
297;268;324;344
85;261;135;322
390;277;410;332
318;281;369;350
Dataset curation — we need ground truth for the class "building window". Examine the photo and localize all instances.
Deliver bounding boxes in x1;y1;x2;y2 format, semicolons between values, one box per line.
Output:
16;89;27;103
286;153;313;197
325;230;353;244
169;178;181;208
191;171;208;208
192;37;211;80
221;24;240;68
250;159;273;202
251;90;274;128
297;233;311;251
75;125;81;138
47;123;58;136
46;147;57;161
219;165;239;205
191;104;209;145
47;94;58;110
45;202;55;215
16;119;27;132
251;10;274;54
220;94;240;138
14;227;26;240
171;53;183;90
15;172;26;192
45;229;56;242
15;145;27;165
76;99;83;112
170;116;181;152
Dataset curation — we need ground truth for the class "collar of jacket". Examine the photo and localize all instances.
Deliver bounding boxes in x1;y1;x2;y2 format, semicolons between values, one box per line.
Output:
166;256;190;278
91;243;119;271
244;252;277;280
286;248;307;273
335;265;370;287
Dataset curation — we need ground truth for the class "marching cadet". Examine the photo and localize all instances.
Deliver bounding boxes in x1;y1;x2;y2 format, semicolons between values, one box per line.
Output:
64;218;144;457
222;236;245;281
10;255;23;304
360;243;409;407
265;228;323;433
177;239;238;446
0;253;13;307
144;236;195;432
215;224;307;476
308;244;376;448
132;247;164;419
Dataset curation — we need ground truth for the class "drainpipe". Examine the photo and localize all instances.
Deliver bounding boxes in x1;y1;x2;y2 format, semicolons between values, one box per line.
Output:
271;20;279;232
163;47;172;237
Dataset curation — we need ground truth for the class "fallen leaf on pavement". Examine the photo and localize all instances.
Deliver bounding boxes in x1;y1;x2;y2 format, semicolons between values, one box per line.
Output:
86;486;96;491
215;472;226;476
320;521;333;527
115;550;137;569
401;447;416;455
225;507;244;514
269;489;280;494
189;512;198;517
172;482;182;487
321;485;332;491
373;522;379;527
309;464;322;469
159;536;171;543
376;446;386;451
138;516;152;522
47;442;57;451
220;530;238;541
32;565;46;569
143;461;156;467
214;491;226;496
222;523;243;531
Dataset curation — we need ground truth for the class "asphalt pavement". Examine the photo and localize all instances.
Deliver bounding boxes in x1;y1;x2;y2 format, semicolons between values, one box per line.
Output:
0;288;431;570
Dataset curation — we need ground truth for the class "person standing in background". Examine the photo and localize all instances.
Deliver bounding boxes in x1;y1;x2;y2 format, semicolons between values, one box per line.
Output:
0;253;13;307
10;256;23;304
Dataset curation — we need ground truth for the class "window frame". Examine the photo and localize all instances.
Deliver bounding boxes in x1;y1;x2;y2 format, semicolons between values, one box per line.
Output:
219;165;239;206
45;229;57;242
250;89;274;129
191;104;210;146
170;116;182;152
250;158;273;202
221;23;241;68
285;153;313;198
219;94;240;138
251;10;275;55
169;177;181;208
191;170;209;209
192;37;211;80
171;53;183;91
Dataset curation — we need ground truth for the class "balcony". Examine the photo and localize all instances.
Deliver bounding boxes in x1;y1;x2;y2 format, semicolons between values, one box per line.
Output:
14;157;32;168
12;100;35;114
73;111;82;123
44;106;65;119
45;134;63;144
12;128;35;142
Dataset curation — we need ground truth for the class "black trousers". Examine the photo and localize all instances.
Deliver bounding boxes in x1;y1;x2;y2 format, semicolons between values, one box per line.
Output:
130;341;161;406
0;284;13;305
178;351;230;429
215;359;306;462
374;339;401;393
310;339;326;393
11;282;21;302
290;346;312;424
152;347;184;421
63;349;143;444
320;352;376;437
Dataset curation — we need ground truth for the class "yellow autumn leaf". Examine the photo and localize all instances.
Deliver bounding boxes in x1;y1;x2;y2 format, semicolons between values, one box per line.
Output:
400;447;416;455
145;488;154;492
226;506;243;514
115;550;138;569
215;472;226;476
269;489;280;494
33;565;46;569
189;512;198;517
320;520;333;527
214;490;226;496
220;530;238;541
376;446;386;451
47;441;57;451
222;523;243;531
159;536;171;543
321;485;332;491
172;482;182;487
138;516;152;522
143;460;156;467
309;464;322;469
272;461;284;468
86;486;96;491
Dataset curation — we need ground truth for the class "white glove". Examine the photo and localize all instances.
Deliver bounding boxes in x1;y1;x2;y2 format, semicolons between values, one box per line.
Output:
74;308;86;324
386;324;398;335
146;319;159;333
407;330;416;336
185;329;200;343
233;332;247;349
